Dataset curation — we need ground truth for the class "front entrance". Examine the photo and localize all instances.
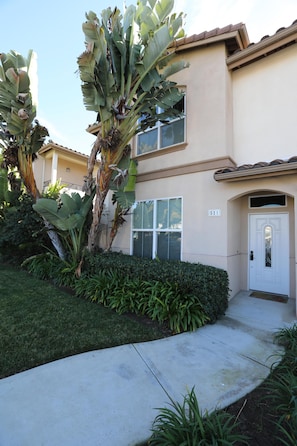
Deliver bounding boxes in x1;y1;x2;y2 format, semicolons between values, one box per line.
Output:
249;213;289;296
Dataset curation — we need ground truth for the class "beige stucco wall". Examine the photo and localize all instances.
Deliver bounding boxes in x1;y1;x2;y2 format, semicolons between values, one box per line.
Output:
91;35;297;306
34;149;88;193
232;44;297;165
111;168;297;299
134;43;234;174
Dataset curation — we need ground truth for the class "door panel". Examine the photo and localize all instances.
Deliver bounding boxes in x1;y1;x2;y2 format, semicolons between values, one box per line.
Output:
249;213;289;295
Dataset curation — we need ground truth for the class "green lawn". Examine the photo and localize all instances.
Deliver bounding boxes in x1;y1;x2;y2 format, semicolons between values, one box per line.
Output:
0;263;169;379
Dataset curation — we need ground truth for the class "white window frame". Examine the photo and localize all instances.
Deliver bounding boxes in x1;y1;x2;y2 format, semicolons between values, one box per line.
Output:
136;92;186;155
131;197;183;260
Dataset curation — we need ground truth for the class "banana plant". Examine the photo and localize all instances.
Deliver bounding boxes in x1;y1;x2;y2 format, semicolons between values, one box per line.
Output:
33;190;96;269
0;51;48;199
0;51;66;260
77;0;189;251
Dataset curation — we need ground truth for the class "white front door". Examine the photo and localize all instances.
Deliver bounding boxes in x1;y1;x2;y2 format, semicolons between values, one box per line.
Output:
249;213;289;295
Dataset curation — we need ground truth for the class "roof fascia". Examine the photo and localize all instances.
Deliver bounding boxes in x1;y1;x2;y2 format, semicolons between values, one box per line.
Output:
227;25;297;70
173;27;249;54
214;162;297;182
39;143;88;160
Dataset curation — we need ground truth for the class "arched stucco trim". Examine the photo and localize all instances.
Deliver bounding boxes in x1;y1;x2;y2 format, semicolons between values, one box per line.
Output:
225;187;296;304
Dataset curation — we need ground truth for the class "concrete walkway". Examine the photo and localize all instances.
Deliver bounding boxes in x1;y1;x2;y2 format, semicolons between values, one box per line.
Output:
0;291;296;446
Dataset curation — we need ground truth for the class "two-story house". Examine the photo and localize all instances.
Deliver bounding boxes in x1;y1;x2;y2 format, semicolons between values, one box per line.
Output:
34;142;91;195
99;19;297;306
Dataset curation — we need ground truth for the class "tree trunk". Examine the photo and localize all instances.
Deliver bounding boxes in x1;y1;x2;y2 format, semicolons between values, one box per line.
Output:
86;128;126;252
43;219;67;260
87;159;113;251
84;141;100;196
18;151;40;200
107;204;127;251
18;151;67;260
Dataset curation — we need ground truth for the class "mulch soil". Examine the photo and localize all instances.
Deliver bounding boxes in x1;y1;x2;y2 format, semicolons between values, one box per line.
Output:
224;381;286;445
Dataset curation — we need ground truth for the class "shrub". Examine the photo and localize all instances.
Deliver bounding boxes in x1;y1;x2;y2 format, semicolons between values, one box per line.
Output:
148;387;249;445
82;251;229;323
274;324;297;353
75;274;209;333
22;251;229;333
22;252;78;289
75;270;121;306
0;193;50;264
265;326;297;445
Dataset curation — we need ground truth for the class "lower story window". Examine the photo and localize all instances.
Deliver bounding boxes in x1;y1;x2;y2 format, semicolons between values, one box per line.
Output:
132;197;182;260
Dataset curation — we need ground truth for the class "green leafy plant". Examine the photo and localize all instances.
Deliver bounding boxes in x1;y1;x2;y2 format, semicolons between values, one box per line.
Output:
274;324;297;353
23;250;227;333
277;423;297;446
75;269;120;306
77;0;189;251
82;251;229;323
148;387;249;445
22;252;77;288
42;179;67;200
263;325;297;445
33;190;95;268
74;273;209;333
0;192;50;263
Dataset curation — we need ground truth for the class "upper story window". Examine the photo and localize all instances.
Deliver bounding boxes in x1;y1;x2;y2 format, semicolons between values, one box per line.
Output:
136;95;185;155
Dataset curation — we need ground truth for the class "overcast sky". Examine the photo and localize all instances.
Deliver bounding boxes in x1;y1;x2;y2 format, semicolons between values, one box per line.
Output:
1;0;297;154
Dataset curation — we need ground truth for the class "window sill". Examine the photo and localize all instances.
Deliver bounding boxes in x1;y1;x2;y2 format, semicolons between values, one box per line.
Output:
135;142;188;161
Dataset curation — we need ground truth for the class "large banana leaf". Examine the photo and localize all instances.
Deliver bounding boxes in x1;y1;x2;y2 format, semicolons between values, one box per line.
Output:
33;192;94;232
113;190;135;209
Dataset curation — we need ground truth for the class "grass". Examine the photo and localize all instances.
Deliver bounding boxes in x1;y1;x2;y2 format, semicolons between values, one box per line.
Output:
0;263;170;379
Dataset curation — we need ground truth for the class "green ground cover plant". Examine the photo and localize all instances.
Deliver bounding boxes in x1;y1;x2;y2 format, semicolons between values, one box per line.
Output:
0;263;171;379
264;324;297;445
147;387;248;445
23;251;229;333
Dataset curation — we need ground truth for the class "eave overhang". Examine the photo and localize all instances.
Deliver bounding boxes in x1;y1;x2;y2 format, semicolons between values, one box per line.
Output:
172;23;249;56
227;22;297;70
214;158;297;182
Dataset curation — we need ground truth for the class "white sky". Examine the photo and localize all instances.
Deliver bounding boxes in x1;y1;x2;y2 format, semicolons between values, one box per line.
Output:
0;0;297;154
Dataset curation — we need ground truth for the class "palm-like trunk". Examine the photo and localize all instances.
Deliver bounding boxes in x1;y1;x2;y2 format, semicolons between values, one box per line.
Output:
18;147;67;260
87;156;114;250
18;150;40;199
78;3;188;253
86;130;125;251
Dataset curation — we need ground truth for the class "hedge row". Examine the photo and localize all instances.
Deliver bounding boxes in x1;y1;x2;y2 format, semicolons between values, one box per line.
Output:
82;252;230;324
23;251;230;332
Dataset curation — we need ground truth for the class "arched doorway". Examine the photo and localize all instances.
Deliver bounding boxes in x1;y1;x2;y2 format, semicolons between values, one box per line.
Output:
227;190;294;299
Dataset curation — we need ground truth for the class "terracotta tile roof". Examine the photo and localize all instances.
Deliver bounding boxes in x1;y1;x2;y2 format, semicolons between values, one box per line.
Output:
214;156;297;182
39;141;89;159
172;23;249;55
174;23;245;47
250;19;297;45
227;19;297;69
173;18;297;61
